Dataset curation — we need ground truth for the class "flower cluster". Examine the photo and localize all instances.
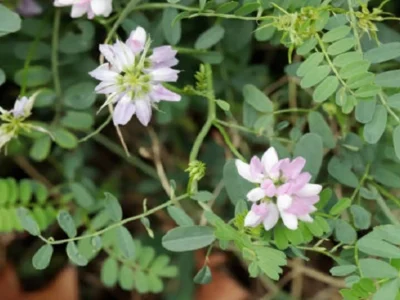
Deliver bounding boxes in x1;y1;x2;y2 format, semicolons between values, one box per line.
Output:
54;0;112;19
0;94;49;151
236;147;322;231
89;26;181;126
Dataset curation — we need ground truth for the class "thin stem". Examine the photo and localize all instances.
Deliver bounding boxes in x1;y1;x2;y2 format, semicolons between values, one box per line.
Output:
215;119;257;135
350;164;370;201
273;108;312;115
51;9;62;122
213;122;246;161
41;193;188;245
188;12;275;21
372;183;400;208
375;194;400;225
379;92;400;124
93;133;158;179
189;64;216;162
133;3;198;12
346;0;363;53
79;114;112;143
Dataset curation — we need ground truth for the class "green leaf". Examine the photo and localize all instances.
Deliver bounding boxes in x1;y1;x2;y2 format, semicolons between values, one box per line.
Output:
135;270;150;293
296;52;324;77
296;38;317;56
59;20;94;54
104;192;122;222
355;98;376;124
19;179;32;205
274;226;289;249
350;205;371;230
373;279;399;300
32;244;53;270
162;225;215;252
330;198;351;215
234;2;259;16
53;128;78;149
293;133;323;180
358;236;400;259
330;265;357;276
365;42;400;64
215;1;239;13
327;38;356;56
347;72;375;89
300;65;331;88
0;4;21;37
322;25;351;43
17;207;40;236
333;51;363;67
191;191;213;202
308;111;336;148
363;105;387;144
162;8;181;45
194;265;212;284
354;85;380;98
388;93;400;110
359;258;398;279
70;182;95;208
375;70;400;88
61;111;94;130
30;136;52;162
66;241;88;266
194;25;225;50
216;99;230;111
393;125;400;160
14;66;51;87
339;61;370;79
64;82;96;110
57;210;77;238
313;76;339;103
148;273;164;293
328;157;359;188
119;265;135;290
167;206;194;226
223;159;253;204
0;68;5;86
116;226;135;259
199;0;206;10
243;84;273;113
335;220;357;244
101;257;119;287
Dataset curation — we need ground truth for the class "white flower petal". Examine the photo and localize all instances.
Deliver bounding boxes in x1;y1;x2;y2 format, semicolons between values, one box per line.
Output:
91;0;112;17
281;213;298;230
71;3;89;18
263;203;279;230
246;187;266;202
296;184;322;197
94;81;119;94
89;63;118;81
113;98;135;126
277;194;293;211
261;147;279;175
149;68;179;82
235;160;256;183
135;99;152;126
244;211;263;227
298;214;313;222
149;84;181;102
127;26;147;53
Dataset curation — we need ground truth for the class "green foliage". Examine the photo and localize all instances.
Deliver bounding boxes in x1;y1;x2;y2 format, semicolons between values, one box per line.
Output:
0;178;56;233
162;225;215;252
101;240;178;294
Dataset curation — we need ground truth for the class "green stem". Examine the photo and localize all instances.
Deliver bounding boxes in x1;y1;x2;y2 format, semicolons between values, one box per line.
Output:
188;12;275;21
79;115;112;143
104;0;142;44
41;194;188;245
379;92;400;124
51;9;62;122
273;108;312;115
346;0;363;53
133;3;198;12
214;119;257;135
350;164;370;201
213;122;246;161
189;64;216;162
375;194;400;225
93;134;158;179
372;183;400;208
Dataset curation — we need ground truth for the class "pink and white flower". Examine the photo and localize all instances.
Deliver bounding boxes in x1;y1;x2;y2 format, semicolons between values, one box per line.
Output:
89;26;181;126
54;0;112;19
236;147;322;230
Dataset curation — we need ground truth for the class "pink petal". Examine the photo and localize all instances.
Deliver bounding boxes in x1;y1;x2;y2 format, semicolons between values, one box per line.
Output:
135;99;152;126
127;26;147;53
261;179;277;197
149;84;181;102
282;157;306;179
113;98;135;125
249;156;264;180
244;210;263;227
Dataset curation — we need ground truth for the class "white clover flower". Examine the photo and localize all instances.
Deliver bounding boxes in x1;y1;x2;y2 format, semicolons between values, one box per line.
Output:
89;26;181;126
54;0;112;19
0;93;50;152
